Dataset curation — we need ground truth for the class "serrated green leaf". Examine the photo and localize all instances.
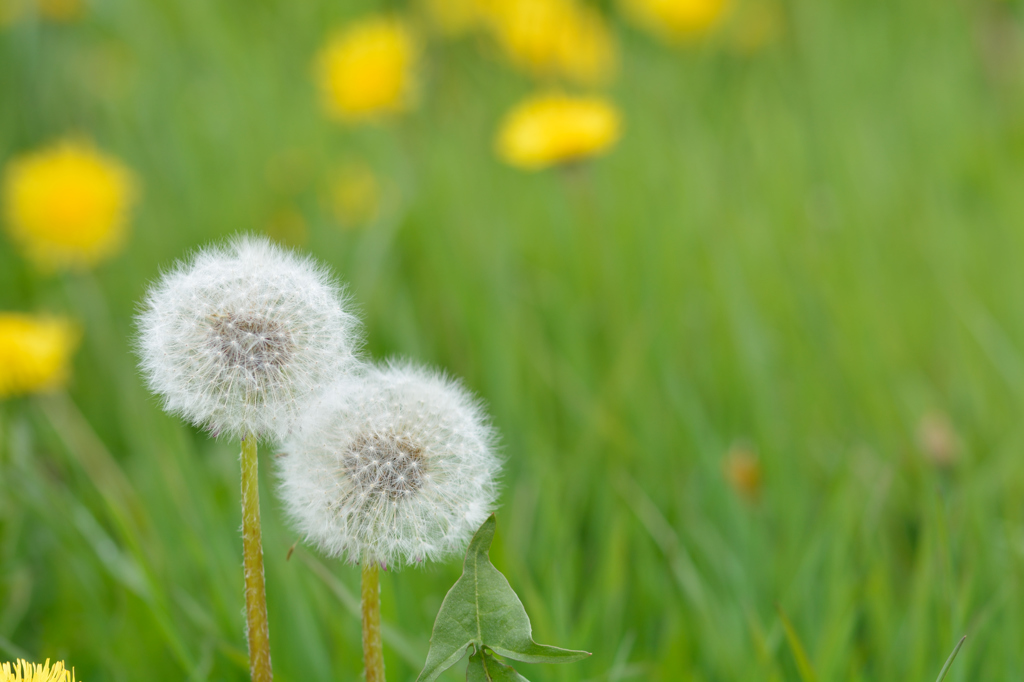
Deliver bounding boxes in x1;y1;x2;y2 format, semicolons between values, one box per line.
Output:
466;648;530;682
416;515;591;682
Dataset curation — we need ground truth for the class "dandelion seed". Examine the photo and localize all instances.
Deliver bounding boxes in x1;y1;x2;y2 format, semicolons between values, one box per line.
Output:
0;313;78;399
315;17;418;122
2;140;136;271
0;659;78;682
136;235;360;438
277;360;501;568
496;92;622;170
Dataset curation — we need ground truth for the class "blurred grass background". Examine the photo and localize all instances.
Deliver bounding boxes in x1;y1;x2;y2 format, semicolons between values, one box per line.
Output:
4;0;1024;679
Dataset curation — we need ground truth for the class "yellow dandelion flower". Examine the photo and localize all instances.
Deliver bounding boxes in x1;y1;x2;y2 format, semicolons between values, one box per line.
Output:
622;0;729;41
0;314;79;399
2;140;136;271
488;0;616;85
315;17;418;122
554;4;617;85
0;659;77;682
496;93;621;170
0;660;78;682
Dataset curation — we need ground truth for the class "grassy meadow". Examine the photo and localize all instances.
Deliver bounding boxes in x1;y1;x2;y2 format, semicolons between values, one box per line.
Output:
4;0;1024;679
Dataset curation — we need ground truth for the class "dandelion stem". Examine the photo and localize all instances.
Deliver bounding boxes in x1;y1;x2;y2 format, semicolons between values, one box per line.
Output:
241;434;273;682
361;563;385;682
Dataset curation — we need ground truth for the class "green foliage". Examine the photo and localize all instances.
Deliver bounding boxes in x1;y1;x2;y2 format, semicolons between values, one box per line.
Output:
1;0;1023;679
465;649;528;682
418;516;589;682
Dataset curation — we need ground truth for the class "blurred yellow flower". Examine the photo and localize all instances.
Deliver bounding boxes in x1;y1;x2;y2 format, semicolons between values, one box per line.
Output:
2;140;136;271
496;93;621;170
555;4;617;85
328;162;381;229
487;0;616;86
0;314;78;399
622;0;729;41
315;17;418;122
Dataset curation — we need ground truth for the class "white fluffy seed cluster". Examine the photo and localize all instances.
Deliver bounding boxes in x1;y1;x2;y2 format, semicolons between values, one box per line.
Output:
136;236;360;438
136;235;501;568
277;361;500;568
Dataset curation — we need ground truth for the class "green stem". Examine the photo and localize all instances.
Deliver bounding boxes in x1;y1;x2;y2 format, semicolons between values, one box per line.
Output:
241;434;273;682
361;563;385;682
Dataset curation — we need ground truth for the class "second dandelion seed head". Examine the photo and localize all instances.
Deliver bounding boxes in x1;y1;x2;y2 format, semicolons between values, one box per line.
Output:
277;361;501;568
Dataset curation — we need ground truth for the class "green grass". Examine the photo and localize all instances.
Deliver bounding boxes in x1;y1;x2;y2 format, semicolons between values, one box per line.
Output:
3;0;1024;679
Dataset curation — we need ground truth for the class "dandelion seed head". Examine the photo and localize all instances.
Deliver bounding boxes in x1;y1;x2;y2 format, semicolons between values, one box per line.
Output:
136;235;360;438
277;360;501;567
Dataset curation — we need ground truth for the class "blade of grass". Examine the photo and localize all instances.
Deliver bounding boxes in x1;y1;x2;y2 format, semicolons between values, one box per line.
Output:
934;636;966;682
775;604;817;682
615;474;709;616
34;393;196;672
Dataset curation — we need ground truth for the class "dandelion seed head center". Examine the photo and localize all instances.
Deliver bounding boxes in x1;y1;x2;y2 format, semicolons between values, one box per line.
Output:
207;311;294;373
343;432;425;500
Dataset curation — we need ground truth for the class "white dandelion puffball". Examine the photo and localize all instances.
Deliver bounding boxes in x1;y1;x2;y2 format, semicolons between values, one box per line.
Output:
136;235;361;439
277;361;501;567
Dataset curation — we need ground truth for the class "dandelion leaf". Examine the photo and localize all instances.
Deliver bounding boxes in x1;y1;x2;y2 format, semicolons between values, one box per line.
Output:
466;648;530;682
416;515;591;682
